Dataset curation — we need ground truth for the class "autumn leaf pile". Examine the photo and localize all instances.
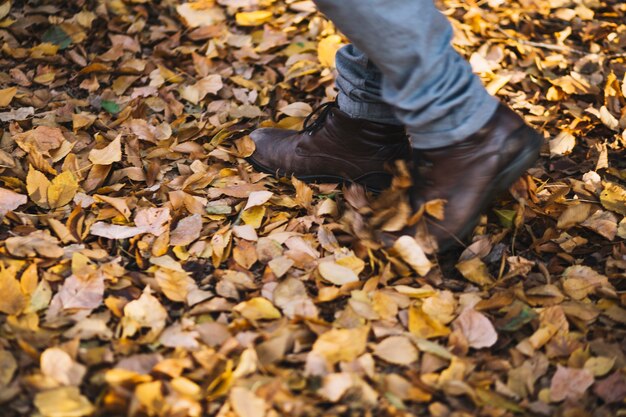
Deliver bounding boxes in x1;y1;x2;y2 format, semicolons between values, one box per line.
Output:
0;0;625;416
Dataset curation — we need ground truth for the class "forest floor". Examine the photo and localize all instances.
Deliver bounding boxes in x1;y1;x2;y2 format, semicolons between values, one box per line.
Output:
0;0;625;416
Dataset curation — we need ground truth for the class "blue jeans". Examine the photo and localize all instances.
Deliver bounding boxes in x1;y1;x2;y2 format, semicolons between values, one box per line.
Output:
314;0;499;149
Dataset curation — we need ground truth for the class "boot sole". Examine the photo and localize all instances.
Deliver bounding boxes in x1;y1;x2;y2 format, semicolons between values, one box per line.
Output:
436;127;544;252
247;156;390;194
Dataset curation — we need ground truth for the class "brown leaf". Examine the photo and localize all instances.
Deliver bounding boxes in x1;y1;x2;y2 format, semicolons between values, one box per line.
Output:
556;203;592;229
170;214;202;246
593;372;626;404
550;365;594;402
180;74;223;104
55;273;105;311
14;126;65;154
5;231;64;258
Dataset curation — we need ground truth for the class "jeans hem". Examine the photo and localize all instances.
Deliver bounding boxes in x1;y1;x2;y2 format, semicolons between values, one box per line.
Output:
338;93;403;125
407;95;500;150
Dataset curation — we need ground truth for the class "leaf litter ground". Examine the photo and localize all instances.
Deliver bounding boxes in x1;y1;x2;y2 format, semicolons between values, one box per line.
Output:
0;0;625;416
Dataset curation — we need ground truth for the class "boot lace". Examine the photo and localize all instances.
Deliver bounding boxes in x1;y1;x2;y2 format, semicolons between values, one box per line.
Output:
300;101;336;135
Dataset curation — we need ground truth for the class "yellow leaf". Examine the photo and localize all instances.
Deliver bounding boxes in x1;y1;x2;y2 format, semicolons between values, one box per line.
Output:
234;297;281;321
0;86;17;107
34;387;94;417
312;325;369;364
242;205;265;229
424;199;447;221
30;43;59;58
317;35;343;68
600;181;626;216
455;257;495;286
47;170;78;209
0;266;26;315
235;10;273;26
408;304;450;339
88;135;122;165
26;165;51;208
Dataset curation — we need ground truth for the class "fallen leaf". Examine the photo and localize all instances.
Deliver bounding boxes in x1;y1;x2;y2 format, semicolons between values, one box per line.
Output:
14;126;65;154
456;257;495;286
549;131;576;156
408;304;451;339
48;171;79;209
453;309;498;349
5;231;64;258
593;371;626;404
0;188;27;217
55;273;105;310
279;102;312;117
0;86;17;107
122;286;168;340
170;214;202;246
550;365;594;402
41;347;86;386
393;236;432;276
26;166;51;208
317;35;342;68
373;336;418;365
34;387;95;417
318;261;359;286
176;1;225;28
234;297;281;321
88;136;122;165
230;386;266;417
180;74;223;104
235;10;273;26
312;326;369;365
0;267;26;315
243;190;273;211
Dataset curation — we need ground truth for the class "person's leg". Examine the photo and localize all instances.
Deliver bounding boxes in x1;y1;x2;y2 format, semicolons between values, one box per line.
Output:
314;0;542;250
335;45;401;125
314;0;499;149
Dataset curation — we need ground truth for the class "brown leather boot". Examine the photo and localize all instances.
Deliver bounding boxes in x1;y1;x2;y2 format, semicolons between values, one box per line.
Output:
409;104;543;251
248;102;411;192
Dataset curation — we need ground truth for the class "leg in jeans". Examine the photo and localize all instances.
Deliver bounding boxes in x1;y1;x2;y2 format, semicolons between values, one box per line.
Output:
313;0;499;149
335;44;401;126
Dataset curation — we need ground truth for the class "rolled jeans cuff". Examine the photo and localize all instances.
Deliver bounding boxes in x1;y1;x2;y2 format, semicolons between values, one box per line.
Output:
337;93;403;125
407;92;500;149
